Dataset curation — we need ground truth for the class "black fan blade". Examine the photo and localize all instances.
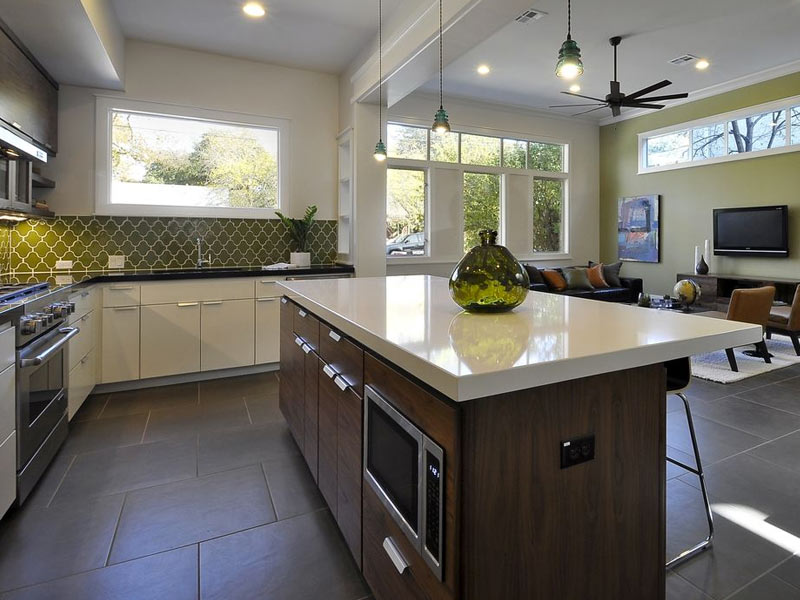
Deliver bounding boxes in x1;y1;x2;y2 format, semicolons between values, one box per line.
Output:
572;106;608;117
626;79;672;100
630;93;688;102
561;91;606;102
549;103;606;108
624;102;665;109
611;104;621;117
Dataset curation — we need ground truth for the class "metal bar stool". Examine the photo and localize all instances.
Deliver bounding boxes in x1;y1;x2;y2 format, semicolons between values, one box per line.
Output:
665;357;714;568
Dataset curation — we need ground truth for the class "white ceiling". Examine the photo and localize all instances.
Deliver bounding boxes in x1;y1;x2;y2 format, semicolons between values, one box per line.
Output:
111;0;402;74
419;0;800;121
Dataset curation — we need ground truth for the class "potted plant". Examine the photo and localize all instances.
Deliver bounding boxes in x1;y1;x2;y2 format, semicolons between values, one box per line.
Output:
276;205;317;267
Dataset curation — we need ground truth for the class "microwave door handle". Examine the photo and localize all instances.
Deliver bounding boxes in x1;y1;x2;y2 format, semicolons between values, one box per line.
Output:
382;537;410;575
19;327;79;368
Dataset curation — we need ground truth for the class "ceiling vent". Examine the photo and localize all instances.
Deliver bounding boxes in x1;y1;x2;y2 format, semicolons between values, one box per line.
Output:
515;8;547;23
669;54;699;66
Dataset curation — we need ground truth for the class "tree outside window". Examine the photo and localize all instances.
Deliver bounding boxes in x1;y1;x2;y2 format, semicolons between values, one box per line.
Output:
533;179;563;253
728;110;786;154
463;172;500;252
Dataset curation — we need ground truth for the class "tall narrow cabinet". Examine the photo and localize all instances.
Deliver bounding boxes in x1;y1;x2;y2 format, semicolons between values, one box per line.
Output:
337;129;354;265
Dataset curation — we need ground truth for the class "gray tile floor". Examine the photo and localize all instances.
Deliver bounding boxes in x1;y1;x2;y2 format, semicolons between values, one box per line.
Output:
0;366;799;599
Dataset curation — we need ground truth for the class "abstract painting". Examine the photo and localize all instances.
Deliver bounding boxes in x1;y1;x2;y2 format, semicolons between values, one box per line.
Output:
618;195;660;263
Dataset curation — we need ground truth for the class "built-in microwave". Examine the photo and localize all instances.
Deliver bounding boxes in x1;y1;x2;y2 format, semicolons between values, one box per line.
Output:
363;385;444;581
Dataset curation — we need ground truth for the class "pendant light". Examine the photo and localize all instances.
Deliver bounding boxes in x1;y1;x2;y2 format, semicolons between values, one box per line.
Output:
431;0;450;133
373;0;387;161
555;0;584;80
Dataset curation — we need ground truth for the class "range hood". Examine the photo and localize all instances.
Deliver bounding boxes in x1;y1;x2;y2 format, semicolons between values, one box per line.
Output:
0;123;48;163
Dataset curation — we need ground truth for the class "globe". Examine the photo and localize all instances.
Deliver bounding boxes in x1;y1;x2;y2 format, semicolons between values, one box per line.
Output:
673;279;701;309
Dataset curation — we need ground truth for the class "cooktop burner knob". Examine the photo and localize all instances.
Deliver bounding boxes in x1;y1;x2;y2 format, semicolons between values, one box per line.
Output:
20;317;39;335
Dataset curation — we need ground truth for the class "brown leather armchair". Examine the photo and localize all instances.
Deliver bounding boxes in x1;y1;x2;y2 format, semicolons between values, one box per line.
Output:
766;284;800;356
706;286;775;372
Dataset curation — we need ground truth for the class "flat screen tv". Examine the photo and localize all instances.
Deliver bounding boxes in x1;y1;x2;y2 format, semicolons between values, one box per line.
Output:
713;205;789;258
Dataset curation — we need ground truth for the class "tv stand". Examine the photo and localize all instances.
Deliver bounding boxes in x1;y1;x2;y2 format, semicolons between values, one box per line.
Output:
676;273;799;311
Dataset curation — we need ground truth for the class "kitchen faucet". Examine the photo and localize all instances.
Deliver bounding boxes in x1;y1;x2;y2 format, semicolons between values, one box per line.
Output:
196;237;210;268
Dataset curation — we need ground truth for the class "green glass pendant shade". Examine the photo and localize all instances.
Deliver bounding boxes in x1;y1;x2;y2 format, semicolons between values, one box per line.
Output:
432;107;450;133
374;139;387;161
449;229;530;313
556;38;584;80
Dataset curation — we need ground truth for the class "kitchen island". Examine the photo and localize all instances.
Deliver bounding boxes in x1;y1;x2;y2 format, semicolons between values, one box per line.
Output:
277;275;762;600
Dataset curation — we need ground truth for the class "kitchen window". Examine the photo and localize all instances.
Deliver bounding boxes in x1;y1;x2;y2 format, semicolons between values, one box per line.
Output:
463;172;500;252
386;167;428;256
95;97;289;218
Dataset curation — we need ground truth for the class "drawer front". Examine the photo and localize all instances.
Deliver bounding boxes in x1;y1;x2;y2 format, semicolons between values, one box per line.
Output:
293;305;320;352
68;310;95;372
0;325;14;371
320;323;364;396
140;279;253;305
255;278;284;299
317;363;338;515
0;431;16;517
103;284;141;307
68;350;95;420
303;351;319;482
337;386;362;567
68;287;96;322
0;364;14;440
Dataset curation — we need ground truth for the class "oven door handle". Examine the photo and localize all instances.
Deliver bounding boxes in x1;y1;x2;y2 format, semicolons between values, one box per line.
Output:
19;327;79;368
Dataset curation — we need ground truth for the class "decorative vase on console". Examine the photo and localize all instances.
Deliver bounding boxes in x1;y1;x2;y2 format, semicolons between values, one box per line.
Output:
448;229;530;313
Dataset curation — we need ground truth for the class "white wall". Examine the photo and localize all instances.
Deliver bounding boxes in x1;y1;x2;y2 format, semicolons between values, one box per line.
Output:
42;40;340;220
385;93;600;276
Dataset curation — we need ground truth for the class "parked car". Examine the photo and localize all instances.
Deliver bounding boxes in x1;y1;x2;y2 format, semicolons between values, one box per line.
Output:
386;232;425;255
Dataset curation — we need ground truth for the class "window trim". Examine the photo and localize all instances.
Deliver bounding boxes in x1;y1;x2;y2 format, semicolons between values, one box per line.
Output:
638;93;800;175
95;96;291;219
385;165;430;259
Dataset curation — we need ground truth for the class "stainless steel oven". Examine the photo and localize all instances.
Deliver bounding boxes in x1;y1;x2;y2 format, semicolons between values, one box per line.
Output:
363;385;444;580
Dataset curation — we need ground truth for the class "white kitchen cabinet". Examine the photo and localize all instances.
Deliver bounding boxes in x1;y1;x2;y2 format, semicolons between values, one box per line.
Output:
68;350;95;420
101;306;140;383
0;431;15;517
68;309;95;372
102;284;140;307
201;299;255;371
0;363;14;441
255;297;280;364
141;303;201;379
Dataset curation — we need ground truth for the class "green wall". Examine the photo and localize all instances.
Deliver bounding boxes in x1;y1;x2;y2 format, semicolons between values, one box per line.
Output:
600;72;800;295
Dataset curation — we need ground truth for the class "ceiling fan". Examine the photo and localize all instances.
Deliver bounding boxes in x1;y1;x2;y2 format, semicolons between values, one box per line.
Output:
550;36;689;117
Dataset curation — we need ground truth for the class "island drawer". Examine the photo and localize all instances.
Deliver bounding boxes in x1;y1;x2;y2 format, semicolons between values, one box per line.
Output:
319;324;363;395
293;305;319;351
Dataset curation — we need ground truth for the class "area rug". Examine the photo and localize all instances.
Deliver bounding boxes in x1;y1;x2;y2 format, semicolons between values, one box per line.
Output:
691;337;800;383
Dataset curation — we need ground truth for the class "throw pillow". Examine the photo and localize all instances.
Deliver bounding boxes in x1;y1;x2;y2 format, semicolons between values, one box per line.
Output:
523;264;544;285
589;260;623;287
564;268;594;291
587;264;609;288
541;269;567;292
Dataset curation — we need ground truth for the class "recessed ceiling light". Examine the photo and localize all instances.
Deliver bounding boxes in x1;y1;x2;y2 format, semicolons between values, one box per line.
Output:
695;59;710;70
242;2;266;18
569;84;581;92
477;64;491;75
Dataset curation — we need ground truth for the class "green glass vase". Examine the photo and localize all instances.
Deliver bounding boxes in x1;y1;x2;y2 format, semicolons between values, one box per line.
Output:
448;230;530;313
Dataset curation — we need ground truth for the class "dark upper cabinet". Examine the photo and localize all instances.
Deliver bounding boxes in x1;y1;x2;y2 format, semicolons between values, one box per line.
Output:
0;23;58;155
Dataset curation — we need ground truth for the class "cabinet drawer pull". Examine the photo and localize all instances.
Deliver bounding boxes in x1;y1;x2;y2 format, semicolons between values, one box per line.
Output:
110;285;134;291
382;537;409;575
294;337;304;347
113;306;137;311
257;297;277;303
281;297;288;304
260;280;276;284
302;344;312;355
334;376;349;391
203;301;223;306
322;364;337;379
80;355;89;364
298;309;307;318
81;314;90;321
177;302;198;307
328;330;341;342
81;291;90;298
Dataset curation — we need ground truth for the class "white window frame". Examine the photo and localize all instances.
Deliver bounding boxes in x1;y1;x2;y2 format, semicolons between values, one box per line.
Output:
385;165;430;258
638;93;800;175
95;96;291;218
385;119;571;263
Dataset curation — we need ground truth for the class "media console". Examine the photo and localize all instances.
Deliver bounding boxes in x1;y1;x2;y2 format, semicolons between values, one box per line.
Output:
677;273;800;311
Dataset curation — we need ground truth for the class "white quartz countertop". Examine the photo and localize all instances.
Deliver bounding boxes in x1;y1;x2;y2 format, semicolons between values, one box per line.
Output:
278;275;763;402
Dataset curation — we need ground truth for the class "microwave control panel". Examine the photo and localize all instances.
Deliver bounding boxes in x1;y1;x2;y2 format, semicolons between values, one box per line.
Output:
424;448;443;577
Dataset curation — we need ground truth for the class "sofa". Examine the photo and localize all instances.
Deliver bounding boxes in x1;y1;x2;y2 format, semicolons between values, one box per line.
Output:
524;265;643;304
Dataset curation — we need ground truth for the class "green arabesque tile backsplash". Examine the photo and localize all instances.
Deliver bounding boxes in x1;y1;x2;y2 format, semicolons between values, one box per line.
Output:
1;216;338;274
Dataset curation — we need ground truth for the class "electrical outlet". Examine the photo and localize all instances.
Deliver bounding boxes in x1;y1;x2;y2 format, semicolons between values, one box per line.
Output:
55;260;73;270
108;255;125;269
55;275;73;285
560;435;595;469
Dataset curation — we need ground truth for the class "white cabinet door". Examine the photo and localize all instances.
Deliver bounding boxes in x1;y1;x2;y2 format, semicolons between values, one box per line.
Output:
68;350;95;420
101;306;140;384
201;299;255;372
0;431;15;517
0;363;14;441
141;303;201;379
255;297;280;364
68;310;95;372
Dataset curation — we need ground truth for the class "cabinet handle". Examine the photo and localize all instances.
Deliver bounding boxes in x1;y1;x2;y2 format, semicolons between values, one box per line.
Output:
110;285;134;291
80;355;89;364
81;314;90;321
334;376;349;392
281;297;288;304
81;291;90;298
260;280;275;284
328;330;341;342
302;344;312;355
294;337;304;347
203;301;223;306
113;306;137;311
257;298;277;303
322;364;337;379
382;537;409;575
177;302;198;307
298;309;307;318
